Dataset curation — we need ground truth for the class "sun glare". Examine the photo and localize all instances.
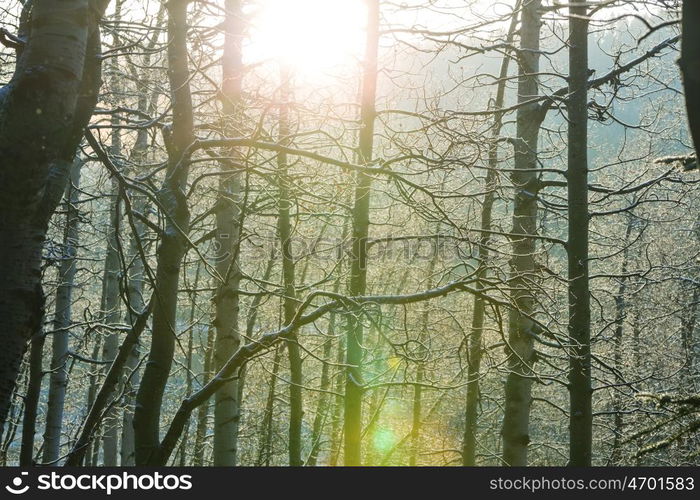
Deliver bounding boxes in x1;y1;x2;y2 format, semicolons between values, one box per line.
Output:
247;0;367;76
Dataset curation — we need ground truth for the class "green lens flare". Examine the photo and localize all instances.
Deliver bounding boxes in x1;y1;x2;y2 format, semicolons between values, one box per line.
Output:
373;428;397;454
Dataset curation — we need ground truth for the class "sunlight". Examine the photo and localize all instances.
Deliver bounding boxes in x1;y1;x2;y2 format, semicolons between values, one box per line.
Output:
246;0;367;76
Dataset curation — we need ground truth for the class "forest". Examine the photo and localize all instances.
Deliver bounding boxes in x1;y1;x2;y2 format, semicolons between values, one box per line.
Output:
0;0;699;467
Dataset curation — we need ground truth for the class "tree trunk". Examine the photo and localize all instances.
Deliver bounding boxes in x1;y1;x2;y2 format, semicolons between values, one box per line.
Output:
306;334;334;466
610;216;634;464
0;0;108;433
329;336;346;466
120;281;143;465
43;159;83;465
83;335;102;466
119;194;146;466
501;0;543;467
133;0;194;466
681;1;700;160
0;384;21;466
462;1;520;466
100;5;127;462
276;68;304;467
567;3;592;467
178;263;202;466
409;363;424;467
306;223;346;466
681;283;700;384
256;345;282;466
120;41;157;465
306;306;339;466
344;0;380;466
193;321;216;466
19;330;45;465
100;167;122;468
212;0;245;467
408;244;439;467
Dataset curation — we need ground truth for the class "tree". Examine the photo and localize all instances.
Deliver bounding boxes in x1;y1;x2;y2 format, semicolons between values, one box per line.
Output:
501;0;544;466
343;0;380;467
1;0;696;469
567;1;592;467
462;0;521;466
212;0;245;467
133;0;195;465
43;159;83;464
0;0;109;433
275;67;304;466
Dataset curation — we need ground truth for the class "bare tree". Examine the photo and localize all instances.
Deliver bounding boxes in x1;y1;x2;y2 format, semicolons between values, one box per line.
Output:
0;0;109;431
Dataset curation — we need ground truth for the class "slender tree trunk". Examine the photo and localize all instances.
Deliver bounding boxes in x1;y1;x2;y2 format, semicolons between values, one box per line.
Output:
568;3;592;467
409;363;424;467
178;263;201;466
133;0;194;466
681;285;700;383
306;334;334;466
501;0;544;466
276;68;304;467
329;336;346;466
631;308;643;466
100;151;122;468
344;0;380;466
463;1;520;466
212;0;245;467
610;217;634;464
178;331;194;467
409;244;439;467
306;223;346;466
120;290;143;465
43;159;83;465
213;248;277;465
236;244;278;428
84;335;102;466
193;321;216;466
20;330;45;465
101;4;127;463
120;42;157;465
119;194;146;466
257;345;282;466
1;384;21;466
